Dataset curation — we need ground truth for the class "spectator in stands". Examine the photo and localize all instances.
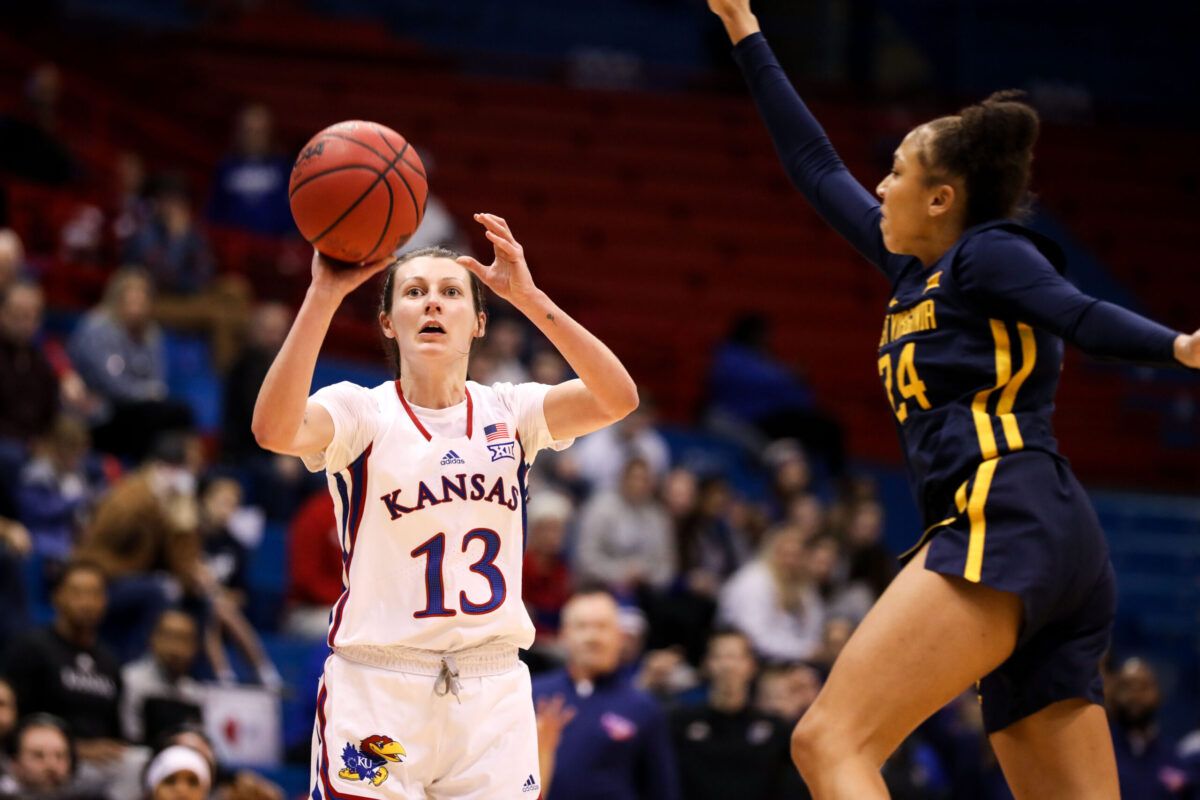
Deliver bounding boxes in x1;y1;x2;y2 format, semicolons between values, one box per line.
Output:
207;104;293;236
126;171;252;372
68;269;193;461
805;534;874;622
570;395;670;493
119;611;204;746
0;521;31;661
522;490;574;638
0;280;59;443
574;457;676;596
532;588;679;800
0;677;16;763
160;725;282;800
2;562;130;790
16;415;105;574
221;302;291;461
197;477;251;605
716;524;825;662
77;435;203;661
0;229;33;296
839;498;895;600
755;663;822;726
669;629;795;800
110;151;151;254
706;313;845;476
141;744;211;800
647;475;746;663
765;439;814;521
1108;657;1190;798
0;63;76;186
0;713;106;799
221;302;311;520
283;490;341;639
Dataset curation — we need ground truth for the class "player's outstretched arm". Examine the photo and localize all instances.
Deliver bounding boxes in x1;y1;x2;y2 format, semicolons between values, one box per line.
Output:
956;236;1198;368
252;252;389;456
458;213;639;441
708;0;901;279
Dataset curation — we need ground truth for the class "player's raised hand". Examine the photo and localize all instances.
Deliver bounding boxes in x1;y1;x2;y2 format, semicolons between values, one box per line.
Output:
707;0;760;42
458;213;540;306
309;249;393;300
1174;329;1200;368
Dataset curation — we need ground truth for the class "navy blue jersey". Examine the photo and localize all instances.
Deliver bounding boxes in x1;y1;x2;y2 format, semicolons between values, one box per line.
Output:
733;34;1181;529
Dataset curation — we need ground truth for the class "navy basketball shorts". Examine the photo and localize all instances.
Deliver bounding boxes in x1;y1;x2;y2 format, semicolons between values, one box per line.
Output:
907;450;1116;734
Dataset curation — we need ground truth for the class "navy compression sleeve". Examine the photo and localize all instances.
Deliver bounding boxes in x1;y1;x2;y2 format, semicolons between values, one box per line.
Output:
732;33;904;280
956;234;1179;365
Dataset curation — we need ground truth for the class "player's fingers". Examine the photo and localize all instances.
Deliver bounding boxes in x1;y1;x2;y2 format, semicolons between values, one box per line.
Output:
485;230;521;259
475;212;515;242
455;256;489;279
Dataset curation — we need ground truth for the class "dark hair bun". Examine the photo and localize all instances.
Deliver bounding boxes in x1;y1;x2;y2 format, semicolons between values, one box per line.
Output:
959;90;1040;165
926;89;1040;226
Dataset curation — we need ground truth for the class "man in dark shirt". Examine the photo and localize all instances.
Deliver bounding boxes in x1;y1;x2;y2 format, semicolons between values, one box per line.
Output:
0;281;58;443
531;589;679;800
3;561;127;772
671;629;803;800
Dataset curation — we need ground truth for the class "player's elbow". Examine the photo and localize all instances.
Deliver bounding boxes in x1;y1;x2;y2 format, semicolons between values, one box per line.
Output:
607;380;639;422
251;417;289;454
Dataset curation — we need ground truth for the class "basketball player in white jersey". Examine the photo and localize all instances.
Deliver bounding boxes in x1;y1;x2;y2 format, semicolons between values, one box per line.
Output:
252;212;638;799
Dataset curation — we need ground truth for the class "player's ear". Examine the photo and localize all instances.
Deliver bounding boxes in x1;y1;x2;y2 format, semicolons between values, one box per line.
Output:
379;311;396;340
475;312;487;339
928;183;957;219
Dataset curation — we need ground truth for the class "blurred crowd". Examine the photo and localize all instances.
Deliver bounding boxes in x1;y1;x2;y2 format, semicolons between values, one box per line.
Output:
2;58;1199;800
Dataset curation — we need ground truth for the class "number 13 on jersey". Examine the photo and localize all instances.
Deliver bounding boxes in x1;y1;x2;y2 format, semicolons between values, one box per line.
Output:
879;342;932;422
411;529;507;618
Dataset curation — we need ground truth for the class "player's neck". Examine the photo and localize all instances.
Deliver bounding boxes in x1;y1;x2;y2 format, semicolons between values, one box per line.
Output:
399;367;468;410
911;221;964;267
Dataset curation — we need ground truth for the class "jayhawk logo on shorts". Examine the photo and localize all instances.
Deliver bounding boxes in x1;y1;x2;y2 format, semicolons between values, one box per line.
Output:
338;734;407;786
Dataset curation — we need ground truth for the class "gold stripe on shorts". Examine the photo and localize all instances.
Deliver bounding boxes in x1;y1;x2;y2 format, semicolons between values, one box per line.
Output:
964;458;1000;583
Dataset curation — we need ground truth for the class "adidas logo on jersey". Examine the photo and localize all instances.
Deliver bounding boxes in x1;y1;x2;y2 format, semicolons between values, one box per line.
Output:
522;774;539;793
440;450;465;465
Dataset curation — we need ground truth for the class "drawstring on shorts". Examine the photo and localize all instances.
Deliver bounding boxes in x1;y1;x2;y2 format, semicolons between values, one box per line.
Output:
435;655;463;702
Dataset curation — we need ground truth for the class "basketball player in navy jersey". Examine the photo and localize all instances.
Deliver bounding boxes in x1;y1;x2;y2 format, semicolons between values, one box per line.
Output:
708;1;1200;797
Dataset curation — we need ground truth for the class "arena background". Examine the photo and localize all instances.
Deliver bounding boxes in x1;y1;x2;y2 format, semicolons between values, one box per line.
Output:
0;0;1197;797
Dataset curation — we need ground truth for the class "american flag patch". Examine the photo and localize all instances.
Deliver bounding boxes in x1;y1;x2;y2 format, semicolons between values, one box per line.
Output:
484;422;510;442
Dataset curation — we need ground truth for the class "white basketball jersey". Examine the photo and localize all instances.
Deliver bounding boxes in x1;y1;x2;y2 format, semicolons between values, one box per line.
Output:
302;379;571;652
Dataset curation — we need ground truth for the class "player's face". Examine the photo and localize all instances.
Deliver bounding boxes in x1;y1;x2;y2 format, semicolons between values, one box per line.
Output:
384;257;483;368
14;725;71;791
875;128;952;255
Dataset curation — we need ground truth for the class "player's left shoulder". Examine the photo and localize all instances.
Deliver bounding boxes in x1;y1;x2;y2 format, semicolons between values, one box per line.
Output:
964;222;1067;275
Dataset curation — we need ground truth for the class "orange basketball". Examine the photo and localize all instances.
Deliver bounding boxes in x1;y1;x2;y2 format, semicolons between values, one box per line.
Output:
289;120;428;264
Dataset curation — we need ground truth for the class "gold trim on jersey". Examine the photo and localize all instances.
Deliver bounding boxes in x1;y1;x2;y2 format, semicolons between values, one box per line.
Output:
996;323;1037;450
973;320;1036;460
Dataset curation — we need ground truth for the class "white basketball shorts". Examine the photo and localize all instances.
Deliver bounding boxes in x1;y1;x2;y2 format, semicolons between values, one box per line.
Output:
309;644;541;799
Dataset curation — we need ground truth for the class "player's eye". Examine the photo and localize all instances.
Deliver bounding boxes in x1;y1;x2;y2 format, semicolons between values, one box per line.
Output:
406;286;423;297
445;287;461;297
